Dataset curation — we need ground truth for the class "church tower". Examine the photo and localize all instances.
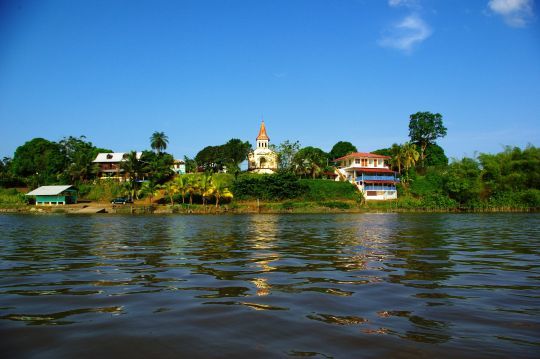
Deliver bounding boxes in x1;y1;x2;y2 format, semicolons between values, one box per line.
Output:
248;120;278;174
256;121;270;149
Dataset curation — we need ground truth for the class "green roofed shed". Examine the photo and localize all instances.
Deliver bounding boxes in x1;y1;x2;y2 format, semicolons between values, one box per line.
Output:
26;185;78;205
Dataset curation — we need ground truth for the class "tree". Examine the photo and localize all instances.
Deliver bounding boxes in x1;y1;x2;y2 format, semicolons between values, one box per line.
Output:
400;142;420;172
329;141;357;161
195;145;223;172
183;156;197;173
444;157;481;205
209;176;233;207
120;151;147;199
270;140;301;173
150;131;169;154
59;136;107;183
424;143;448;167
222;138;251;176
174;175;189;204
143;151;174;184
194;138;251;174
11;138;65;186
293;146;328;179
200;172;213;206
185;174;201;205
162;181;178;205
138;181;161;204
408;112;447;167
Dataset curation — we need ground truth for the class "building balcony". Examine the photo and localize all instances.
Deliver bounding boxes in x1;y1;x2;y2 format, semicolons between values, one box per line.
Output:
357;175;399;182
364;186;396;191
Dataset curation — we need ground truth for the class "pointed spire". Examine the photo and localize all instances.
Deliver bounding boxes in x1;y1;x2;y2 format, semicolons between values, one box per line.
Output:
256;120;270;141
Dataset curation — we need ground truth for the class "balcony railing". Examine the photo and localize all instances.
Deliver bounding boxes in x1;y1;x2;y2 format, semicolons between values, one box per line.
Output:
356;175;399;182
363;186;396;191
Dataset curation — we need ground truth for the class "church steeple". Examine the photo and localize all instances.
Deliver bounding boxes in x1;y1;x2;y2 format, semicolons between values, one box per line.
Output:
256;120;270;149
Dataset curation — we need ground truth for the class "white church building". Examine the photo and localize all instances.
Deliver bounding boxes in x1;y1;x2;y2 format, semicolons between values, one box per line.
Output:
247;121;278;174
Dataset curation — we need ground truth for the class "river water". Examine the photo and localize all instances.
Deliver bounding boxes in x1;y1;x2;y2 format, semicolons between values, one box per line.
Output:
0;213;539;358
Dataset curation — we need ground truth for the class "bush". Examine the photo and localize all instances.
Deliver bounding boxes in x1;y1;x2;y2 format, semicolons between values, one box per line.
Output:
232;173;308;200
0;187;27;204
521;189;540;208
300;179;359;201
84;180;124;201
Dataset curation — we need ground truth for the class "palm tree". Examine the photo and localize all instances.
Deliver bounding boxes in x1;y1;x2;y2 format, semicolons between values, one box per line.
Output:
174;175;188;204
400;142;420;172
200;172;213;206
185;174;201;205
210;177;233;208
150;131;169;154
138;181;160;204
121;151;146;198
162;181;178;205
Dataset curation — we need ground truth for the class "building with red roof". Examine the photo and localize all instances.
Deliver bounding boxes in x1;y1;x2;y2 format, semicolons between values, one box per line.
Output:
334;152;399;200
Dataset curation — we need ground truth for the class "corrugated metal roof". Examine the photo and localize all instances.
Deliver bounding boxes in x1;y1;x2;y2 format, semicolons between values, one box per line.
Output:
26;185;75;196
93;152;142;163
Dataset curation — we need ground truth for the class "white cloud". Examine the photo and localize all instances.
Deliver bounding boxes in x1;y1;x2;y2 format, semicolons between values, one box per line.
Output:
488;0;534;27
379;14;432;52
388;0;417;8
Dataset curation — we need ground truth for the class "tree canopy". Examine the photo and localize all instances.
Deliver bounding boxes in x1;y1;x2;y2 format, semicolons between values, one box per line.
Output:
11;138;66;185
271;140;300;173
329;141;357;161
150;131;169;154
195;138;251;173
408;112;447;166
293;146;329;178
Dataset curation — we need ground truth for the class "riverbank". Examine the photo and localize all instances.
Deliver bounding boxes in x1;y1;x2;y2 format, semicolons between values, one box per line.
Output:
1;201;537;214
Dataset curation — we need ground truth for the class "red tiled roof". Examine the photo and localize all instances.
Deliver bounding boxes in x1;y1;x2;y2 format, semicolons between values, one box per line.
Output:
256;121;269;140
334;152;390;161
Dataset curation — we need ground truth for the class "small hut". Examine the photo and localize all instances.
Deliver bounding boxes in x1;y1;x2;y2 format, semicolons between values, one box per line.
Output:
26;185;78;205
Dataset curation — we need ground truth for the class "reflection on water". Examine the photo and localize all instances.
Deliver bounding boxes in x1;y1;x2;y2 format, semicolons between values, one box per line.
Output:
0;213;539;358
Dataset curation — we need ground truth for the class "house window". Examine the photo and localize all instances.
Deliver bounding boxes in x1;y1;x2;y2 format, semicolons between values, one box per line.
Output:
369;159;374;165
355;159;360;164
107;154;113;159
361;159;368;166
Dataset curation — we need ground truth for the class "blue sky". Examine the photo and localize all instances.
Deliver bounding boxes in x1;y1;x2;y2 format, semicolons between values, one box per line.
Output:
1;0;539;160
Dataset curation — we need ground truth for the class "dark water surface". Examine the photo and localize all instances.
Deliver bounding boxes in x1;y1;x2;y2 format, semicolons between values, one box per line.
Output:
1;213;539;358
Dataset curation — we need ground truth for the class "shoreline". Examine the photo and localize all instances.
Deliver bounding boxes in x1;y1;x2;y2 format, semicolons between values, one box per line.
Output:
0;202;537;215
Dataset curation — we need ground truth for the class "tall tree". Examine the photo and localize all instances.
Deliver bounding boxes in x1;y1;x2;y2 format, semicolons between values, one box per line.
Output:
329;141;357;161
400;142;420;172
222;138;251;176
209;176;233;207
11;138;65;186
150;131;169;154
270;140;301;173
408;112;447;167
174;175;188;204
183;156;197;173
293;146;328;179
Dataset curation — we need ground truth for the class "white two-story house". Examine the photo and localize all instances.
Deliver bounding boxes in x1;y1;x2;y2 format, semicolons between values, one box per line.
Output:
334;152;399;200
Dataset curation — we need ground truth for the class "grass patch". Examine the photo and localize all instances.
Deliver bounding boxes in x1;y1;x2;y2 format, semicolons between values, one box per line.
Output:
317;201;353;209
0;187;27;204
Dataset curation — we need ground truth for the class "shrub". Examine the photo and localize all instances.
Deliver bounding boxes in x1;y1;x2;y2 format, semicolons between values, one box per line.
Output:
232;173;308;200
300;179;359;201
0;187;27;204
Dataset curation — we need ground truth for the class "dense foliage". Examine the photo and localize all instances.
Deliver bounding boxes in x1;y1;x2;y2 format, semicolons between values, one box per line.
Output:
232;173;308;200
408;111;447;167
329;141;357;161
195;138;251;174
